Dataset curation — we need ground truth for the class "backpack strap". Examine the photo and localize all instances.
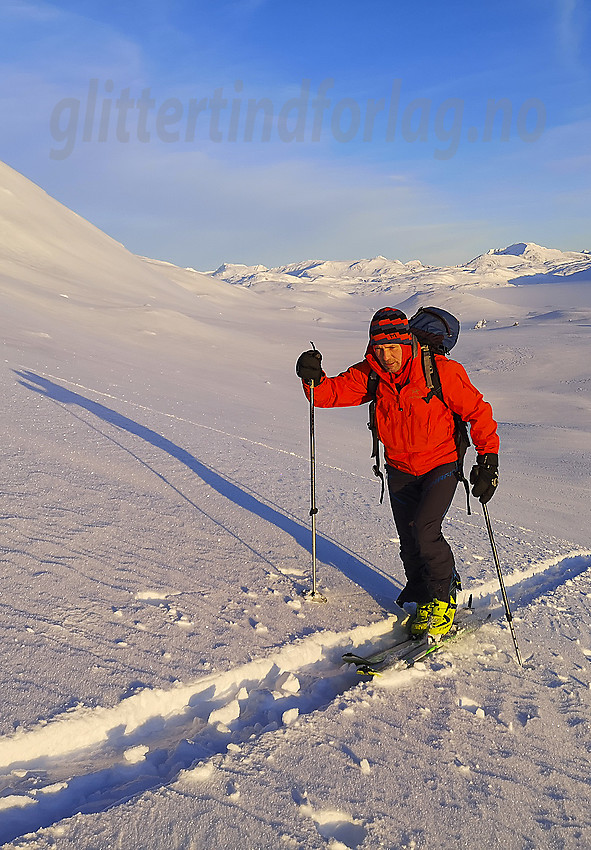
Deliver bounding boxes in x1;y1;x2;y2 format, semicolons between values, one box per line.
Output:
367;370;385;504
420;342;440;403
420;346;471;515
368;345;471;514
452;414;472;515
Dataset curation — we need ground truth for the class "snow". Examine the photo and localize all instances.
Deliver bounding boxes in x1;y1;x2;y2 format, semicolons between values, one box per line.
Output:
0;159;590;848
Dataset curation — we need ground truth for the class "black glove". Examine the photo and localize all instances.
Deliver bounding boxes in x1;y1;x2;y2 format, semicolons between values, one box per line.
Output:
470;453;499;504
296;349;323;385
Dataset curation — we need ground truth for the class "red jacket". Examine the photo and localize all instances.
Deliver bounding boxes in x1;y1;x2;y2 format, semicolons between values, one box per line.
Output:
304;345;499;476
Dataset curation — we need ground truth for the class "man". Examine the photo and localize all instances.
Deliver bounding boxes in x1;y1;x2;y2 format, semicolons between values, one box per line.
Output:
296;307;499;638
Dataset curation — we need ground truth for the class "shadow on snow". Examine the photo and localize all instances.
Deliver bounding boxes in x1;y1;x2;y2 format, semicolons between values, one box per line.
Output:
15;371;401;607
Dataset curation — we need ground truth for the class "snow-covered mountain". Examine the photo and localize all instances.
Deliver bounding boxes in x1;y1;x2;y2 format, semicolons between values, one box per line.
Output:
212;255;426;286
0;161;255;370
1;161;591;849
209;242;591;295
464;242;591;282
0;160;184;308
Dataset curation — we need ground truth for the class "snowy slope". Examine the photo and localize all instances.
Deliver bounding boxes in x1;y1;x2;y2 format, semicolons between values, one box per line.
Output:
1;161;591;849
0;160;192;307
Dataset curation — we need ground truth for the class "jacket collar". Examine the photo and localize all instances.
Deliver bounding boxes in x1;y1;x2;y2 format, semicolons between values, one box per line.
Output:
365;343;414;385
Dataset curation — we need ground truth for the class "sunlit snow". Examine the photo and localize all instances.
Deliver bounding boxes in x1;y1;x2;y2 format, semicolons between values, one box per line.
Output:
1;160;590;849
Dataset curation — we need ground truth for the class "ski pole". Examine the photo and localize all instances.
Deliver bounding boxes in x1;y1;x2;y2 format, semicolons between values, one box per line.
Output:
304;363;326;603
482;502;523;666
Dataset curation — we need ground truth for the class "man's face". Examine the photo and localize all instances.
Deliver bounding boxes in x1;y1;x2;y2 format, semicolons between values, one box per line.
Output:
374;343;404;373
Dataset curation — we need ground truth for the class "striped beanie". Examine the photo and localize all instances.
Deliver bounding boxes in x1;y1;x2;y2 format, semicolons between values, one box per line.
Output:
369;307;412;346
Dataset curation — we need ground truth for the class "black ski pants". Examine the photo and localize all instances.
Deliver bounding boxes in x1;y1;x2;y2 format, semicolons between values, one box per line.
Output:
386;461;459;605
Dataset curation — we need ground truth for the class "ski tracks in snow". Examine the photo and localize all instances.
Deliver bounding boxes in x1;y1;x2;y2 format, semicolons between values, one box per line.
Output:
0;619;387;846
0;550;590;847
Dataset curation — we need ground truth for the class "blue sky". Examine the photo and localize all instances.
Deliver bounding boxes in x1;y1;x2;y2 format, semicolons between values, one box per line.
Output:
1;0;589;269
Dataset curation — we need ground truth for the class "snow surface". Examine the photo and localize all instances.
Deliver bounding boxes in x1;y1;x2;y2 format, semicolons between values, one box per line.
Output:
1;159;591;849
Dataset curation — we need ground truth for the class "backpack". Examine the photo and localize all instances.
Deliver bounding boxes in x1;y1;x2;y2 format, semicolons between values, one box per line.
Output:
368;307;471;512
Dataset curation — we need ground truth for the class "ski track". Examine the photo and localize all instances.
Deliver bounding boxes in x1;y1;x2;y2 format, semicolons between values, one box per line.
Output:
0;551;589;846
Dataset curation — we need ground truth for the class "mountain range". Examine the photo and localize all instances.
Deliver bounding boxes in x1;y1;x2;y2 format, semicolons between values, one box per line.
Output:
210;242;591;295
1;160;589;306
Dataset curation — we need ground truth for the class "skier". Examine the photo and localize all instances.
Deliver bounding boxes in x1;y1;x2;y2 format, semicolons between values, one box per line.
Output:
296;307;499;638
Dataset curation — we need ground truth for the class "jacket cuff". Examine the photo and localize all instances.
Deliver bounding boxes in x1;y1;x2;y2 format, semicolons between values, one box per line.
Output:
477;453;498;468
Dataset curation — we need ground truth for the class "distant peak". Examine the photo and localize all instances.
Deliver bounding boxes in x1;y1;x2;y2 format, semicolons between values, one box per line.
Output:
494;242;529;256
213;262;268;275
489;242;565;261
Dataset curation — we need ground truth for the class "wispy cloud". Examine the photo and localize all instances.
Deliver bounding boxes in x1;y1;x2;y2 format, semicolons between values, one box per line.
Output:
1;0;588;269
0;1;145;82
0;0;61;22
41;142;490;269
556;0;586;68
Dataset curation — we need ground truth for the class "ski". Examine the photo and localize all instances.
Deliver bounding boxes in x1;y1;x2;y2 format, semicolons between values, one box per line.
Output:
341;633;416;668
394;615;488;671
343;609;490;676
